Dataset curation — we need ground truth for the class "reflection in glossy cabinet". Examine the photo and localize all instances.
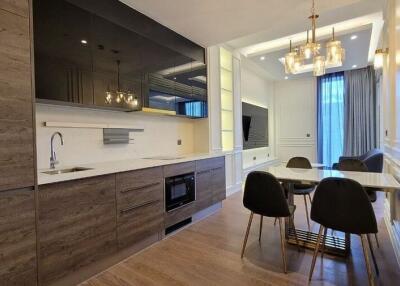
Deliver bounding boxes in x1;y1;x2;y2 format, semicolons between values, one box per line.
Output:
0;188;37;285
38;175;117;286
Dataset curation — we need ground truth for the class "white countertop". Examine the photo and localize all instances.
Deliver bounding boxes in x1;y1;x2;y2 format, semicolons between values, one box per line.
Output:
38;153;226;185
263;166;400;191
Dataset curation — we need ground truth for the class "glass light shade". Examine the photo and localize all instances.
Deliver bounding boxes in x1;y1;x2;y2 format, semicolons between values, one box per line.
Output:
293;54;304;73
313;56;326;76
105;91;112;104
301;42;320;59
374;49;385;69
326;40;344;65
284;52;297;74
132;97;138;107
115;91;124;103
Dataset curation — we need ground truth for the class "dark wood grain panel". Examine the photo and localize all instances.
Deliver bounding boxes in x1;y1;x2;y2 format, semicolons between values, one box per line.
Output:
117;200;163;249
0;188;36;285
38;175;117;286
116;167;163;210
0;0;28;17
195;169;213;212
163;161;195;178
165;202;195;228
211;166;226;203
195;156;225;172
0;7;35;191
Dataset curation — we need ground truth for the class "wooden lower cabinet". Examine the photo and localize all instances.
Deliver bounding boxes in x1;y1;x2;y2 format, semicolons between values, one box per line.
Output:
38;175;117;286
195;157;226;212
0;188;37;286
116;167;164;249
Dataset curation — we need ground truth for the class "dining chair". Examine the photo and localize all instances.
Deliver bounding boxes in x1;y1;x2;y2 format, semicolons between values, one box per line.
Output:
308;177;378;286
336;159;380;274
241;171;300;273
285;157;314;231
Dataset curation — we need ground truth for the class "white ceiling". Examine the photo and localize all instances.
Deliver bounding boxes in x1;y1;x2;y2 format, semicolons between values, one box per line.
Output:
250;27;372;80
120;0;383;47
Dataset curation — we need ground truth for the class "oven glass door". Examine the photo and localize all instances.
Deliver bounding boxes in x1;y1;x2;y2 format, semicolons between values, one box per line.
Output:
165;173;195;211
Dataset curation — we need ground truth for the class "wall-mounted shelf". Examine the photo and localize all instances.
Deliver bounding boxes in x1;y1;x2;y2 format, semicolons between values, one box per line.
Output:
43;121;144;132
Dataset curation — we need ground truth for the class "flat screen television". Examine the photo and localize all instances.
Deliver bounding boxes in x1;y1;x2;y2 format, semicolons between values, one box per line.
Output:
242;102;268;149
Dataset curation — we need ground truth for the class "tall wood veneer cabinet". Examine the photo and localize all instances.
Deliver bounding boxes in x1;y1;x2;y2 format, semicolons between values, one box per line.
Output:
0;188;37;285
0;0;37;285
38;175;117;286
0;0;35;191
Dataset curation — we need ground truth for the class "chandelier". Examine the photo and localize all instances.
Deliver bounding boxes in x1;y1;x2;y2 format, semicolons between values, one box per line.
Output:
284;0;345;76
105;60;138;107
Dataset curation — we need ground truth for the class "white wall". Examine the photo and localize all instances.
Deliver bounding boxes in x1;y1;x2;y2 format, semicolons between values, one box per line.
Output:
36;104;199;169
274;77;317;163
241;60;276;169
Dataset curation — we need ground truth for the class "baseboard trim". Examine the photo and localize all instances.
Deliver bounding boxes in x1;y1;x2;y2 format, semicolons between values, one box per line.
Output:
384;199;400;270
226;183;242;197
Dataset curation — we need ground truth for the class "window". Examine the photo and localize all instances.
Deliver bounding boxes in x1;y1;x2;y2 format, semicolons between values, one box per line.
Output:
317;72;344;167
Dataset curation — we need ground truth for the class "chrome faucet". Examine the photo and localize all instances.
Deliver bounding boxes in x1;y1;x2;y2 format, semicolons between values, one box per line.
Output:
50;132;64;169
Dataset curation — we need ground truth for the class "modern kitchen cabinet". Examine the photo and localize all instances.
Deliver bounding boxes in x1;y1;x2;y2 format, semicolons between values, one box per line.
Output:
0;188;37;285
38;175;117;285
0;4;35;191
116;167;164;248
195;157;226;211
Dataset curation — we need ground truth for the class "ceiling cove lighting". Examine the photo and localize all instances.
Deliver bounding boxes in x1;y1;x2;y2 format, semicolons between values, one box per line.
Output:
283;0;345;76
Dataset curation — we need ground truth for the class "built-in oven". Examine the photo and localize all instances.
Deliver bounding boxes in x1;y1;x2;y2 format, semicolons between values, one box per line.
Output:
165;172;195;212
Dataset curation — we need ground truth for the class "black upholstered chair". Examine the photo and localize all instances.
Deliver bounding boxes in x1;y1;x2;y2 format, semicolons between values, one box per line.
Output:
308;178;378;286
285;157;315;230
241;171;299;273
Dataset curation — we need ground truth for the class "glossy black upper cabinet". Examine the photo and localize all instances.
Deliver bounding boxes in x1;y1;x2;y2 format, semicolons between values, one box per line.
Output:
34;0;94;105
91;14;142;110
33;0;207;116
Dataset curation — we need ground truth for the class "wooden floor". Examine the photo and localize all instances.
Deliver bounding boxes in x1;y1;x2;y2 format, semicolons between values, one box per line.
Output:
81;191;400;286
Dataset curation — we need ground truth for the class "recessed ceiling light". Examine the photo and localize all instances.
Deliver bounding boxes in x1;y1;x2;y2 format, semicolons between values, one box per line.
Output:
352;64;357;68
284;76;289;80
81;39;88;45
350;35;358;40
260;56;266;61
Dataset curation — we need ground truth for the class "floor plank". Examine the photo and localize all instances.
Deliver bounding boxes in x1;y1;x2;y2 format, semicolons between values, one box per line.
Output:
82;191;399;286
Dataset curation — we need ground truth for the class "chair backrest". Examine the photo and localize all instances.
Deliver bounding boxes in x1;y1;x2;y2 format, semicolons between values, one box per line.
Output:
310;177;377;234
362;151;383;173
286;157;312;169
243;171;290;217
337;159;368;172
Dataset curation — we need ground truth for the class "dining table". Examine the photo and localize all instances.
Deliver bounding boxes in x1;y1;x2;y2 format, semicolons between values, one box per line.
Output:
261;165;400;257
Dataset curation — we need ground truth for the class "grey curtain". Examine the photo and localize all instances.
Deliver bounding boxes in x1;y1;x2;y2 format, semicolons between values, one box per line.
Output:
343;66;377;156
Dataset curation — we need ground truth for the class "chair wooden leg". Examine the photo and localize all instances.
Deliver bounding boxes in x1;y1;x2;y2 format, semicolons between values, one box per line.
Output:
309;225;324;281
290;215;301;251
278;217;287;273
367;234;380;276
321;227;328;258
361;234;375;286
374;233;380;248
303;195;311;231
241;212;254;258
259;215;263;242
307;193;312;204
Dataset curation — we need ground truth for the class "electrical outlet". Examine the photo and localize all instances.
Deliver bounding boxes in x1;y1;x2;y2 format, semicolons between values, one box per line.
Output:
267;153;270;157
177;139;182;145
253;156;256;161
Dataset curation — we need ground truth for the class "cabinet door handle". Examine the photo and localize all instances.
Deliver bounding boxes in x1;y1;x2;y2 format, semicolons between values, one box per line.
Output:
120;199;159;215
196;170;210;175
211;167;224;171
120;182;161;194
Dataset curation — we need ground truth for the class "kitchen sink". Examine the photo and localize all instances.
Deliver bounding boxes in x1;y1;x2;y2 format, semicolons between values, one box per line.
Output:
41;167;93;175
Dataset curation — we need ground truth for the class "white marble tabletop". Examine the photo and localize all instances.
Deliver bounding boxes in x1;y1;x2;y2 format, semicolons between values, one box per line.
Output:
261;166;400;191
